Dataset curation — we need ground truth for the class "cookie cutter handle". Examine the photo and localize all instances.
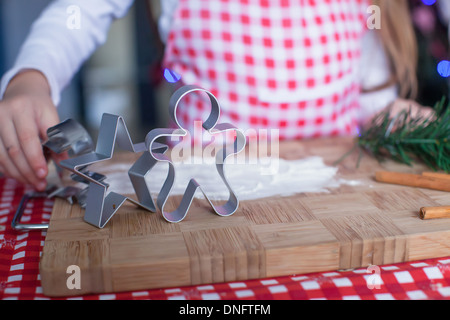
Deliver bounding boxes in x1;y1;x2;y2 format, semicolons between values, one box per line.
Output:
11;192;49;231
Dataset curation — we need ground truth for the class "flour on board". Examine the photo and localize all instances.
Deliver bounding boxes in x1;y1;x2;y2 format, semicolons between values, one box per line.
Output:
97;156;362;201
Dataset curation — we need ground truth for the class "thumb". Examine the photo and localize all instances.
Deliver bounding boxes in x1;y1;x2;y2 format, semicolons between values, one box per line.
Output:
38;105;60;142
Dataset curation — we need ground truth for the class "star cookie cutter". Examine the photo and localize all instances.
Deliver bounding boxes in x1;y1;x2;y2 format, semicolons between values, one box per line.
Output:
58;114;168;228
145;85;246;223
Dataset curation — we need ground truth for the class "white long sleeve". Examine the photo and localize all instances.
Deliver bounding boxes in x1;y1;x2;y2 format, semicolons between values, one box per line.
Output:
0;0;134;106
358;29;398;123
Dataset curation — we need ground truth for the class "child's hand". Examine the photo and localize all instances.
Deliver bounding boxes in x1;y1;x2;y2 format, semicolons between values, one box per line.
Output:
0;70;60;191
388;98;435;121
362;98;435;130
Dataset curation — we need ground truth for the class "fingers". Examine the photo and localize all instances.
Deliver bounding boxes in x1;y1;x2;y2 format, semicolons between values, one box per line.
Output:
418;106;435;119
0;138;26;184
14;113;49;183
38;107;60;142
392;100;433;116
0;117;47;191
0;139;21;180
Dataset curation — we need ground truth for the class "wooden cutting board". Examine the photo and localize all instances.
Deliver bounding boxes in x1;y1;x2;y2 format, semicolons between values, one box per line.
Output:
40;137;450;297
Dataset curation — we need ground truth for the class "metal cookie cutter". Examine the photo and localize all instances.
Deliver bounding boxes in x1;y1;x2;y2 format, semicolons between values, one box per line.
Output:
12;119;95;231
59;113;168;228
145;85;246;223
11;184;81;231
11;188;52;231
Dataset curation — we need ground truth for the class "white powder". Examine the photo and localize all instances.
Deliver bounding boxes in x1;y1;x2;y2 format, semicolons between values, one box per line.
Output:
98;156;362;201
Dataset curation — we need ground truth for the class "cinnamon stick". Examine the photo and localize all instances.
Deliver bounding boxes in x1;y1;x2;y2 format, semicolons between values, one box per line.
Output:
422;172;450;181
419;206;450;220
375;171;450;192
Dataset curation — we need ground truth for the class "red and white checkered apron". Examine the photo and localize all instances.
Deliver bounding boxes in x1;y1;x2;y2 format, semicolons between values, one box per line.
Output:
163;0;368;140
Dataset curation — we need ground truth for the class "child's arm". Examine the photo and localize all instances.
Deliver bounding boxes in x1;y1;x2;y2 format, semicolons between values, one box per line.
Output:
358;30;433;128
0;0;135;106
0;0;134;190
358;29;398;125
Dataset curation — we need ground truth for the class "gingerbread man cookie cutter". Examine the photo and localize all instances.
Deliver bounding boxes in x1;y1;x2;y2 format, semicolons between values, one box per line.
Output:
145;85;246;223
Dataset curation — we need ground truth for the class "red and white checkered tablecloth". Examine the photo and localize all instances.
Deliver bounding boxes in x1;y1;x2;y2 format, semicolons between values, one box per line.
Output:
1;176;449;300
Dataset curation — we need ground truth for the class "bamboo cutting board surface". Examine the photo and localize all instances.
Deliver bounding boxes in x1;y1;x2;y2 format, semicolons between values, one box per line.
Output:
40;137;450;297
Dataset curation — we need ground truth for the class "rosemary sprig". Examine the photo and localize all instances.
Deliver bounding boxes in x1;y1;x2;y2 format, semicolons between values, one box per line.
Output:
337;97;450;173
